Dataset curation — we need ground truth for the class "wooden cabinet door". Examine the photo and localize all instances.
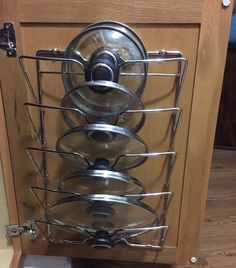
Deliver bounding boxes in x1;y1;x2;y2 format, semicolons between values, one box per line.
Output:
0;0;233;266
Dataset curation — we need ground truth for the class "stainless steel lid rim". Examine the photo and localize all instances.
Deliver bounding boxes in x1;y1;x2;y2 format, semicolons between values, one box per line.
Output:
62;110;146;136
66;123;140;136
60;80;144;117
48;193;155;209
56;122;148;170
45;193;158;233
59;169;146;195
27;145;150;172
56;123;148;144
44;216;159;234
43;216;159;240
61;81;146;133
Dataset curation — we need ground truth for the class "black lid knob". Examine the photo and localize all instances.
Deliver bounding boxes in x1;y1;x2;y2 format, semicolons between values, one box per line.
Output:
85;48;120;94
87;158;112;171
88;231;114;249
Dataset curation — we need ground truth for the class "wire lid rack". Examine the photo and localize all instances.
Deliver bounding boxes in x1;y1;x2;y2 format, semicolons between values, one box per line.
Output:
19;39;187;250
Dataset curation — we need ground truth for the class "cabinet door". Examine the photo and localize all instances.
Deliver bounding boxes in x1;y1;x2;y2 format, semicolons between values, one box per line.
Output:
0;0;233;265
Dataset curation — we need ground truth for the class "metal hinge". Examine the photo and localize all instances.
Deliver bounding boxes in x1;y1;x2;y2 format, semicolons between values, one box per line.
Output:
6;221;37;240
0;22;17;57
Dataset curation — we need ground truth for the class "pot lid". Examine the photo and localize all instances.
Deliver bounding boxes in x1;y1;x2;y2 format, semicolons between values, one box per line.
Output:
46;194;157;232
59;169;145;195
61;81;146;133
56;123;148;170
62;23;147;110
60;80;142;117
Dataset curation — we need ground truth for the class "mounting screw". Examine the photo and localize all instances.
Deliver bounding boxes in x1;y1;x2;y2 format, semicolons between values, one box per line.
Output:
222;0;230;7
190;256;197;264
51;48;58;54
159;49;166;56
8;42;14;48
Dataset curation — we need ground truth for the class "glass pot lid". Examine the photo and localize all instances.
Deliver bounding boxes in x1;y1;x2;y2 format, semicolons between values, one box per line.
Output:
61;22;147;109
83;21;147;56
56;124;148;170
61;81;146;133
36;220;156;249
60;80;141;117
59;169;145;195
46;194;157;232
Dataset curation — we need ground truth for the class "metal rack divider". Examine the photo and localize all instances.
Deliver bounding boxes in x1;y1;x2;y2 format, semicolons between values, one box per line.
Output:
20;48;187;249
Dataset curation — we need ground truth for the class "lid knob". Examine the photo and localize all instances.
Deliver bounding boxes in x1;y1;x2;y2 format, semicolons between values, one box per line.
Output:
88;230;114;249
85;48;120;94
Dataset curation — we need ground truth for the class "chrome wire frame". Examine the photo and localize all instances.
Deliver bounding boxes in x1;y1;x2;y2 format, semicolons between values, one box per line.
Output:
34;219;169;249
30;185;173;210
31;188;172;250
28;146;175;250
115;107;182;151
27;147;177;191
19;49;187;107
26;147;91;182
23;102;89;145
21;48;187;250
24;102;181;150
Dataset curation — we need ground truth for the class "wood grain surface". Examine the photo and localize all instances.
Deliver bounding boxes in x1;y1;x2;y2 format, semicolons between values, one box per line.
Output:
198;149;236;268
18;0;203;24
0;77;23;268
177;0;233;263
0;1;31;267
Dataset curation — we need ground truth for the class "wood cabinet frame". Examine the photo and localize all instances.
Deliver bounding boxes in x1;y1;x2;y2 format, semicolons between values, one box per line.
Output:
0;1;233;266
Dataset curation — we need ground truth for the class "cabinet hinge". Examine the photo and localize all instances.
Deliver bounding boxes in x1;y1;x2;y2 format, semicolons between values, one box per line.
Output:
6;221;37;240
0;22;17;57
